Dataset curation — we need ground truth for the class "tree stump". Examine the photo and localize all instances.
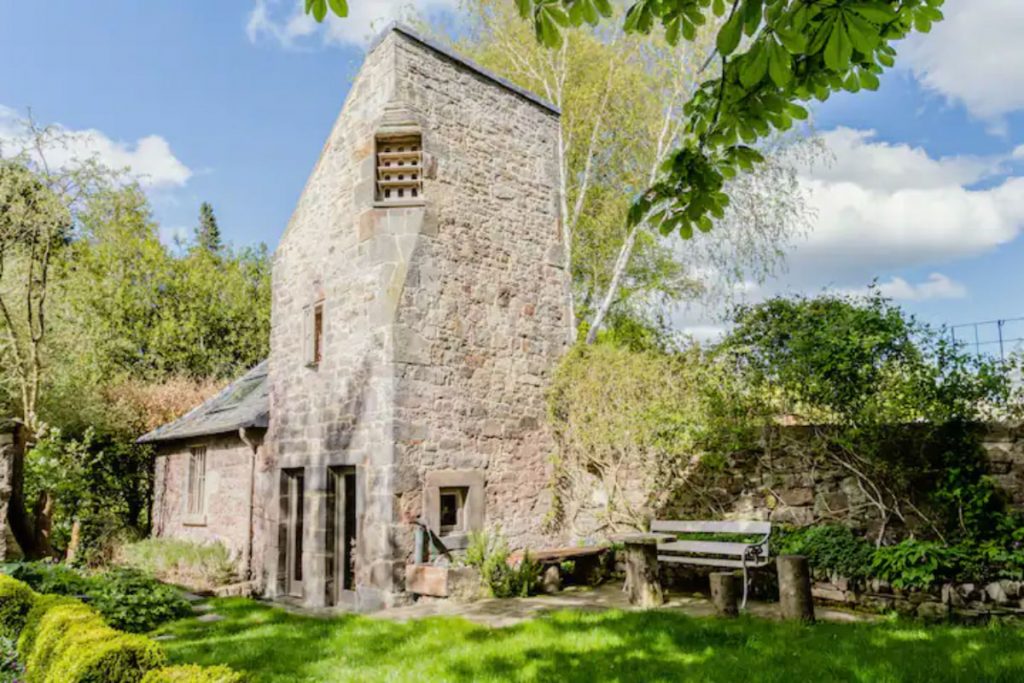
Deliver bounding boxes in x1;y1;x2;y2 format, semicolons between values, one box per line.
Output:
542;565;562;594
710;572;739;617
777;555;815;623
622;537;664;609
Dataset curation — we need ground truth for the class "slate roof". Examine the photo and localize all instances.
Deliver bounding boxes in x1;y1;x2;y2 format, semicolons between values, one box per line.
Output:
137;360;269;444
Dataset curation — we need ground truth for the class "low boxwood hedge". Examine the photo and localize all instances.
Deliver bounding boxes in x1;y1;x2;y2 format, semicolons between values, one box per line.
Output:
27;602;165;683
141;664;247;682
0;575;35;639
16;594;78;662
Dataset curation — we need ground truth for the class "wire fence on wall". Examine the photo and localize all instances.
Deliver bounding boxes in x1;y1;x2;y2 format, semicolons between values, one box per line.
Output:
949;317;1024;361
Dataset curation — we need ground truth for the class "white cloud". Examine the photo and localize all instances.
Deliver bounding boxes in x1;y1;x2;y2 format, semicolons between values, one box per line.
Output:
0;106;191;189
246;0;459;49
791;128;1024;276
902;0;1024;121
838;273;968;302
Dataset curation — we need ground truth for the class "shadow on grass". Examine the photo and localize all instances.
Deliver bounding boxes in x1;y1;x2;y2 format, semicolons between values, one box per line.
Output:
153;598;1024;682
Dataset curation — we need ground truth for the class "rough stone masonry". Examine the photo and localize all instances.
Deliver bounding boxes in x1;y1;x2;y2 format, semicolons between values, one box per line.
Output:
263;24;571;610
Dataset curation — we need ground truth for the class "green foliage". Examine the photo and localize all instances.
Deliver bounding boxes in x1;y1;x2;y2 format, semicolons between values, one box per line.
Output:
141;665;245;683
870;539;953;591
547;341;758;529
8;564;190;634
16;594;78;662
118;539;237;591
506;0;942;241
9;563;89;597
194;203;223;256
721;291;1019;543
27;602;165;683
464;531;540;598
0;576;35;640
773;525;875;580
0;636;25;683
81;569;191;634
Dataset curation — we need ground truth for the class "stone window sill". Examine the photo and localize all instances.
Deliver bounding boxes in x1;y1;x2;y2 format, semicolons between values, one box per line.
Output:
183;514;207;527
373;199;426;209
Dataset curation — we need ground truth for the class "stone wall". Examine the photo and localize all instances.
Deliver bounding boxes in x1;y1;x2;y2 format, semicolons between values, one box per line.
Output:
267;26;569;610
152;433;265;581
677;424;1024;536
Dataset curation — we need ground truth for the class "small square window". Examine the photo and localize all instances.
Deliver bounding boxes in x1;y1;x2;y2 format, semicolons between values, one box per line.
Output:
439;487;467;535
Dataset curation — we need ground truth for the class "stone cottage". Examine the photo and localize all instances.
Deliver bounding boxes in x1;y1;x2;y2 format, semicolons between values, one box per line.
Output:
141;23;571;610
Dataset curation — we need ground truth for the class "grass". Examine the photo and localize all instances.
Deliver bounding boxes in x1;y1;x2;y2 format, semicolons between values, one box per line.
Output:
152;598;1024;682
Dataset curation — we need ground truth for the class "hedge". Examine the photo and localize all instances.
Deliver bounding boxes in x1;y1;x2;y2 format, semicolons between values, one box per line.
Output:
16;593;78;661
141;665;247;683
26;602;166;683
0;574;35;639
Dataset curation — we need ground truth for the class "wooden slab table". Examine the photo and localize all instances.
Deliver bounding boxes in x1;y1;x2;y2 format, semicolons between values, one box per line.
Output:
611;533;674;608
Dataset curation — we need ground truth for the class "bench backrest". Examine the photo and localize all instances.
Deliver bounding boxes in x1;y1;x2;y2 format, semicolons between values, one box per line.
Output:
651;520;771;536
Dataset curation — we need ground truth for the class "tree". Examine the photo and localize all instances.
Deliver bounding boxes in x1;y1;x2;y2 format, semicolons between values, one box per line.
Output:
195;202;223;255
442;1;814;343
310;0;942;340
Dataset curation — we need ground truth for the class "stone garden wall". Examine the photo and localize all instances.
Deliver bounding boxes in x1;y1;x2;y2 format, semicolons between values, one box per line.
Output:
671;423;1024;537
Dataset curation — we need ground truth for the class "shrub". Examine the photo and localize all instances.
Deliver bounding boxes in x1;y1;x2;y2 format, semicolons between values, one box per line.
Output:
870;539;954;590
0;636;25;683
0;575;36;639
26;602;165;683
774;524;875;580
17;594;79;661
6;563;190;634
9;562;91;596
465;531;540;598
87;568;191;633
141;665;246;683
118;539;237;590
26;603;106;681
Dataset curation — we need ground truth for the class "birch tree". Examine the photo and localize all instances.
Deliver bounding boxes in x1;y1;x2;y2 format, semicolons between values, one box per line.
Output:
446;0;813;342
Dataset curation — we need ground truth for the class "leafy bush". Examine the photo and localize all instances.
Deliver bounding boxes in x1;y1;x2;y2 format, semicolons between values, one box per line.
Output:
27;602;165;683
774;525;875;580
0;576;35;639
87;569;190;633
870;540;954;590
118;539;236;590
6;563;189;633
9;563;90;597
141;665;246;683
16;595;79;662
465;531;540;598
0;636;25;683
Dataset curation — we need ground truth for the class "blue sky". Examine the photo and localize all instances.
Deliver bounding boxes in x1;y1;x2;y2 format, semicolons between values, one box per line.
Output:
2;1;1024;351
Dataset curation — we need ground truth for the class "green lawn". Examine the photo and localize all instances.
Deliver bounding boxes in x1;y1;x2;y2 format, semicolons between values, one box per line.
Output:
153;598;1024;682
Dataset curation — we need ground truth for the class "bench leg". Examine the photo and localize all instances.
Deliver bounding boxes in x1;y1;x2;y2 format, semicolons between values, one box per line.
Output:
623;542;664;609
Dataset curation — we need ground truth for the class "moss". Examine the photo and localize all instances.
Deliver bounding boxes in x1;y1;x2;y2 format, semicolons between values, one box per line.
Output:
26;603;107;682
0;574;36;638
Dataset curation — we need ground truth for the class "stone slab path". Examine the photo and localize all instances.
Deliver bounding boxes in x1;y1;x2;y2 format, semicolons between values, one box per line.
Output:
373;584;877;628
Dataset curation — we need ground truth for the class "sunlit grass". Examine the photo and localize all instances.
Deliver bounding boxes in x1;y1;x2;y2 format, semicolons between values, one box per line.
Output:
152;598;1024;682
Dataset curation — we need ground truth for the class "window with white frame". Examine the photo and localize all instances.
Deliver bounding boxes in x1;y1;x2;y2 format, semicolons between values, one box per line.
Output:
376;134;423;204
187;446;207;516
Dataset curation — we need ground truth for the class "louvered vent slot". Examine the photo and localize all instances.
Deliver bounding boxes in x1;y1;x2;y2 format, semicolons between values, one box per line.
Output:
376;134;423;204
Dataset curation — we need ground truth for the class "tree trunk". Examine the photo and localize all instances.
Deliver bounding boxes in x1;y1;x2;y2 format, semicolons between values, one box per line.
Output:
66;518;82;564
710;572;739;617
5;427;44;559
777;555;815;622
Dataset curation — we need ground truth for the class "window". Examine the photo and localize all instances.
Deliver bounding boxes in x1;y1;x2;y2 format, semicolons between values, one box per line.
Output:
303;301;324;367
438;487;467;535
313;304;324;365
376;134;423;205
186;447;206;516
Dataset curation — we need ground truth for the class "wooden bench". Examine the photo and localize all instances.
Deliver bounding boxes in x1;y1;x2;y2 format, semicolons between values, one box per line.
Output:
651;519;772;608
